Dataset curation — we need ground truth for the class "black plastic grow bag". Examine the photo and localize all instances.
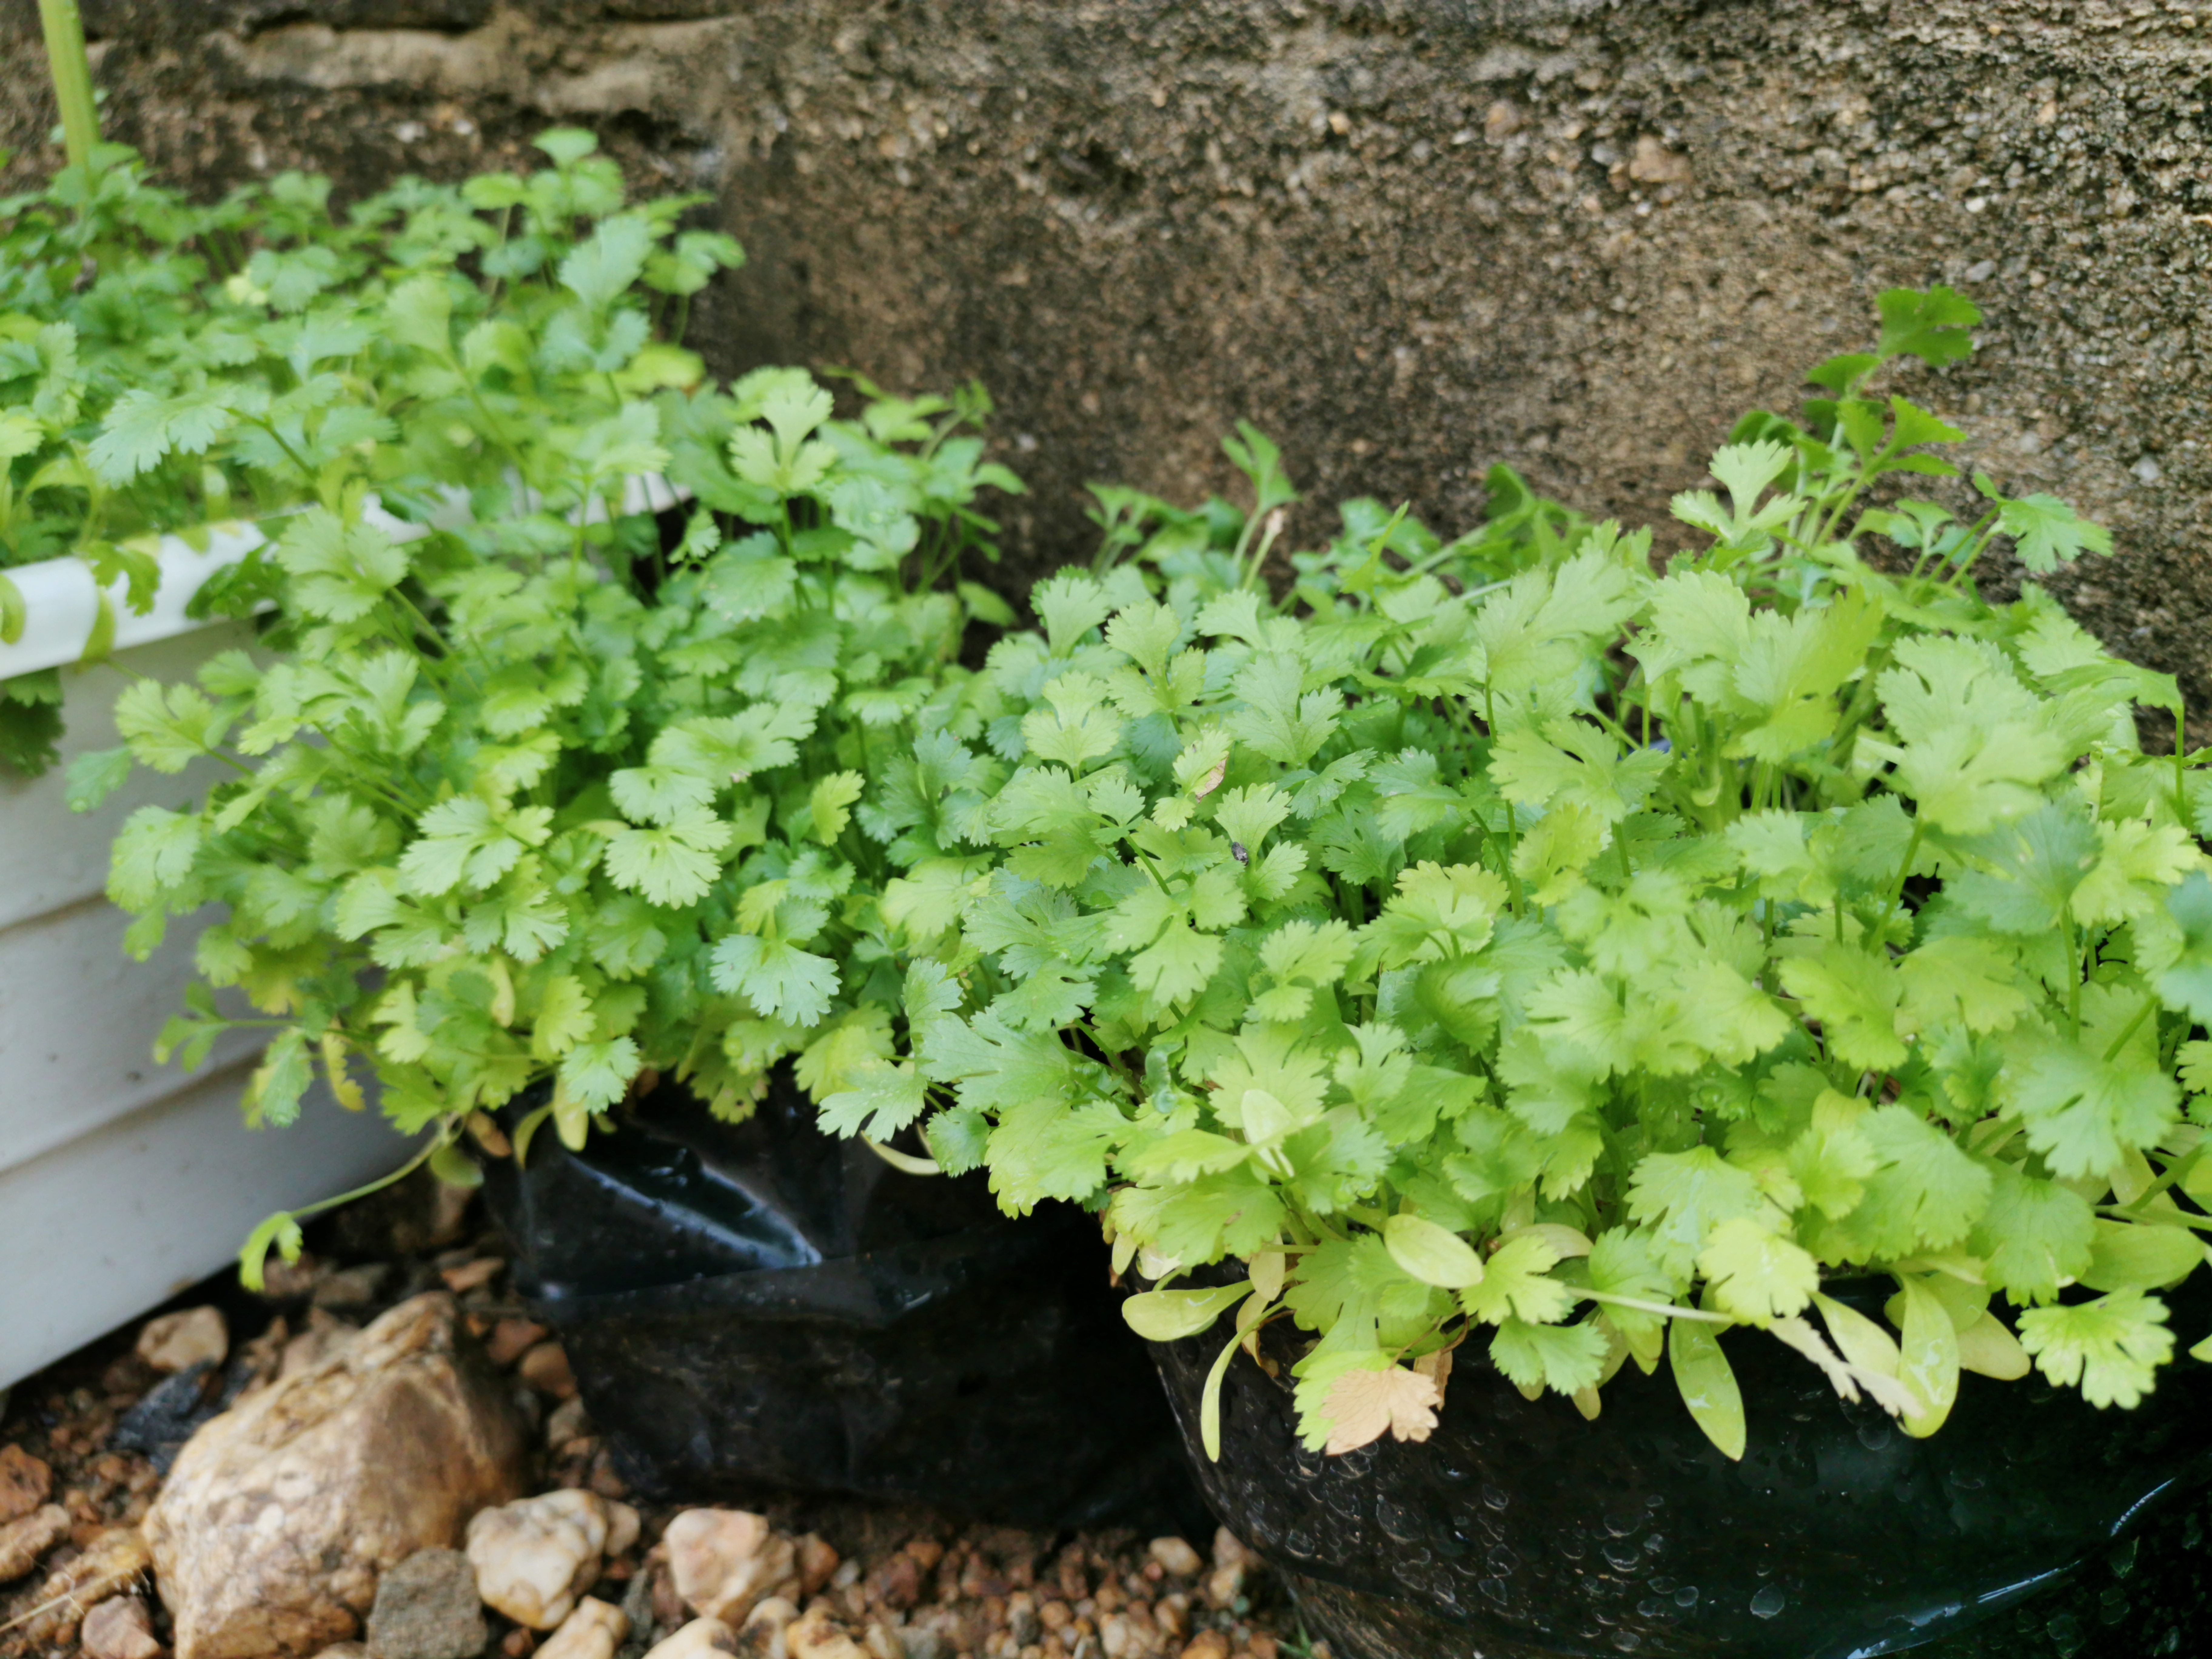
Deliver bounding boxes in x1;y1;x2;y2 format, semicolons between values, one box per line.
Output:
480;1075;1195;1530
1150;1278;2212;1659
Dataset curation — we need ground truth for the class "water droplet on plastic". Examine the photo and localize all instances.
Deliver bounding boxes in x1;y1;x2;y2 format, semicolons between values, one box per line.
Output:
2100;1587;2131;1627
1604;1510;1641;1537
1648;1578;1676;1595
1487;1543;1519;1576
1377;1495;1423;1544
1479;1576;1513;1607
2109;1537;2139;1580
2046;1611;2085;1657
1610;1632;1642;1653
1604;1542;1642;1572
1856;1419;1894;1451
1674;1586;1700;1609
1482;1482;1511;1511
1750;1586;1786;1620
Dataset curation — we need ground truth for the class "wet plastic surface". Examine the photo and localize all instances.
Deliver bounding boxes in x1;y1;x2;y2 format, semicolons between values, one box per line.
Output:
481;1076;1197;1531
1150;1278;2212;1658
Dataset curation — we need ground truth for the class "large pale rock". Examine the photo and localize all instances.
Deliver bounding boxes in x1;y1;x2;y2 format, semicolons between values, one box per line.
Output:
464;1490;636;1629
145;1292;528;1659
665;1511;795;1627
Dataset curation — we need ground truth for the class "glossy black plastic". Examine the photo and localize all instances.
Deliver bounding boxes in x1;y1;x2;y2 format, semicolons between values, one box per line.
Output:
479;1075;1194;1530
1149;1278;2212;1658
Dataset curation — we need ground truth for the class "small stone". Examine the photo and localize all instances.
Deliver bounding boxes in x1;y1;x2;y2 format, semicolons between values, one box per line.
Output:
796;1536;838;1599
82;1595;166;1659
501;1633;536;1659
545;1398;593;1450
538;1599;630;1659
146;1293;528;1659
1626;134;1693;186
489;1320;550;1368
441;1259;504;1295
607;1502;642;1559
1148;1538;1204;1579
315;1264;394;1311
0;1502;71;1581
783;1607;866;1659
260;1253;324;1300
519;1342;578;1400
861;1627;900;1659
21;1526;153;1644
365;1547;487;1659
0;1444;55;1524
863;1552;919;1611
468;1490;624;1629
1179;1635;1230;1659
641;1617;739;1659
665;1510;795;1626
138;1307;230;1374
1210;1531;1256;1572
1203;1563;1244;1609
314;1646;370;1659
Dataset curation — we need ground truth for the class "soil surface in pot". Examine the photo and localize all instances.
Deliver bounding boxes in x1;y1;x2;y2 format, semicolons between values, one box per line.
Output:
1152;1283;2212;1659
0;1172;1316;1659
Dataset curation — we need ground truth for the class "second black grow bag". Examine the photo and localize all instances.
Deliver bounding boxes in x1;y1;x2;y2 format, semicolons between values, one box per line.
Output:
480;1074;1195;1530
1151;1277;2212;1659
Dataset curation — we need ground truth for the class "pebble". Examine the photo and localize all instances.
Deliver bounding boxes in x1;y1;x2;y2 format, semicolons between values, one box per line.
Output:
665;1509;797;1626
796;1535;838;1598
0;1442;55;1522
314;1646;370;1659
538;1597;631;1659
544;1398;593;1450
468;1489;632;1629
0;1502;70;1582
639;1616;738;1659
82;1594;166;1659
519;1342;579;1400
489;1319;551;1367
20;1526;153;1644
137;1307;229;1374
1149;1537;1204;1578
365;1547;488;1659
313;1263;394;1310
783;1607;866;1659
440;1258;504;1294
1179;1634;1230;1659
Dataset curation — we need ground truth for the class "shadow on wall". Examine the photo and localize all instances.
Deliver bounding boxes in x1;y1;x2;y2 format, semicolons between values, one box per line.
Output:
4;0;2207;710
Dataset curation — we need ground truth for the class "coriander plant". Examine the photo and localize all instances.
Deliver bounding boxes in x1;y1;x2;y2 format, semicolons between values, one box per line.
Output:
824;289;2212;1460
75;130;1024;1282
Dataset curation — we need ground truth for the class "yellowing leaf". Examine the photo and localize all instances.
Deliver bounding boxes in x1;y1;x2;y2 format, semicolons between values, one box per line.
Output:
1322;1363;1442;1455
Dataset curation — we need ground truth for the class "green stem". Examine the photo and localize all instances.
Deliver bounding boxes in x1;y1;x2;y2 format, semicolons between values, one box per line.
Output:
37;0;100;178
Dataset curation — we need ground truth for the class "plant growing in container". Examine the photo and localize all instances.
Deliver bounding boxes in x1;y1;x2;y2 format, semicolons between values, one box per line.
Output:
62;85;1198;1524
823;289;2212;1655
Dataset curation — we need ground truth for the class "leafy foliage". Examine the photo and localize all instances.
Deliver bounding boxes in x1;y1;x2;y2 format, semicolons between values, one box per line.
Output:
76;130;1023;1255
816;289;2212;1458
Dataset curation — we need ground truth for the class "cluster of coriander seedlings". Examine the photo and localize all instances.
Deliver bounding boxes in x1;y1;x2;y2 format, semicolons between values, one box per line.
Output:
8;103;2210;1470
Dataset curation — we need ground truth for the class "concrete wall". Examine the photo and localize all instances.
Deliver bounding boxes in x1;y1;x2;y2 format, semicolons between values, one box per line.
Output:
3;0;2207;719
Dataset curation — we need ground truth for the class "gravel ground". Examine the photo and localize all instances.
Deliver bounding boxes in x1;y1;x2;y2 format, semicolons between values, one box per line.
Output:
0;1180;1326;1659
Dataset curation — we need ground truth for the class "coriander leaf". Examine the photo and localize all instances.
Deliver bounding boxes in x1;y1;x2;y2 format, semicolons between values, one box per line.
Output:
1490;1318;1608;1396
2017;1289;2173;1409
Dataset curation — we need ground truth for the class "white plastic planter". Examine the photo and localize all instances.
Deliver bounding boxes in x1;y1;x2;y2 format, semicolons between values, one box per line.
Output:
0;476;684;1387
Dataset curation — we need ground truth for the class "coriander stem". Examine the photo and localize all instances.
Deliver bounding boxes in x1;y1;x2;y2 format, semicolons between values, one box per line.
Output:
36;0;100;177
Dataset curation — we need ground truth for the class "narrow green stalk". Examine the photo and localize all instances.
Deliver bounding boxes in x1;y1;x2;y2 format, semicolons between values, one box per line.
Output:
37;0;101;177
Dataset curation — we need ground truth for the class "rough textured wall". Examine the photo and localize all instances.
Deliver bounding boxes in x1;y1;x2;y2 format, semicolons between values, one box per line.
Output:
2;0;2207;717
